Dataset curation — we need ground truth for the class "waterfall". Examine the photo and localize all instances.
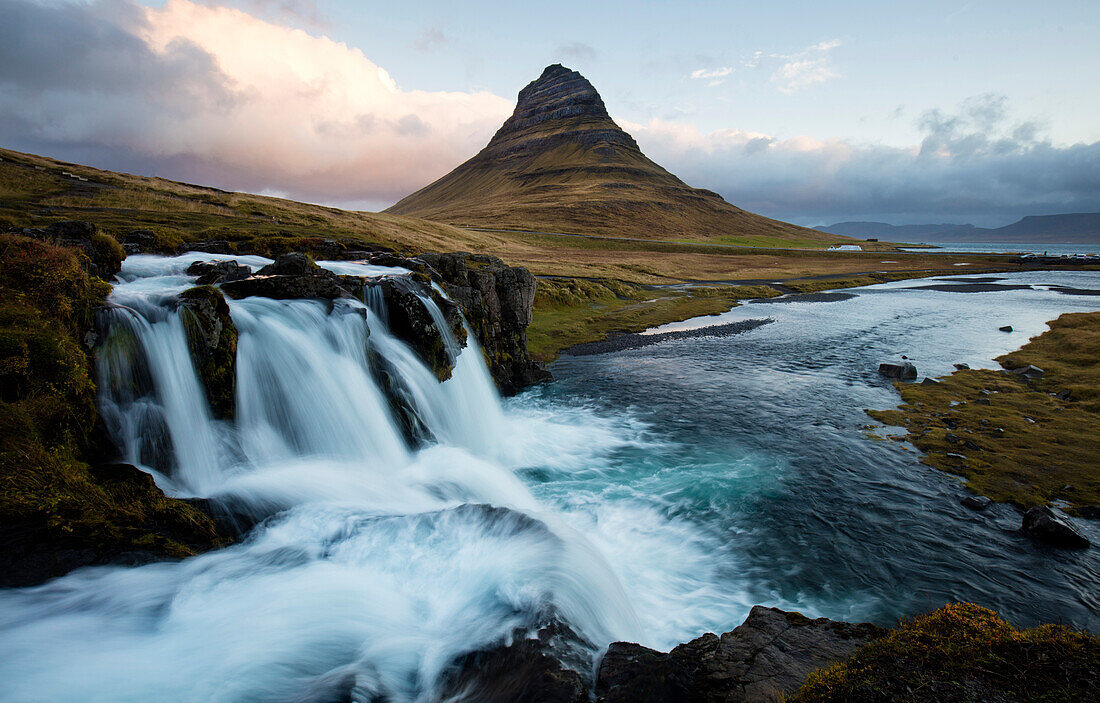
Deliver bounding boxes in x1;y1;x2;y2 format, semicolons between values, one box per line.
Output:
0;253;646;703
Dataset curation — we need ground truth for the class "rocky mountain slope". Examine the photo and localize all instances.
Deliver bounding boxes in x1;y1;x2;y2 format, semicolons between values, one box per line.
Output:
387;65;849;246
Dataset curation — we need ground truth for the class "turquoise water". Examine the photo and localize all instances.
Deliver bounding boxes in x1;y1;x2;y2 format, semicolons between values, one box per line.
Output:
540;270;1100;637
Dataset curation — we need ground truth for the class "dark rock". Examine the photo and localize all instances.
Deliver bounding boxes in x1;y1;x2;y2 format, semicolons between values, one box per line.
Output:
961;495;992;511
419;252;551;394
257;252;320;276
437;626;589;703
921;377;941;385
945;433;961;444
220;271;350;300
595;606;885;703
878;362;917;380
1055;389;1073;401
1010;364;1044;379
177;286;238;419
942;418;958;429
999;325;1013;332
954;363;970;370
18;220;124;279
374;276;466;382
1078;506;1100;520
962;439;982;451
976;397;991;405
1022;506;1090;549
180;239;233;255
123;229;157;254
186;259;252;285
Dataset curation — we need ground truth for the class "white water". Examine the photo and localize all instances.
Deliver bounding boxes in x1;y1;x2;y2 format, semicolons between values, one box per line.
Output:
1;254;722;703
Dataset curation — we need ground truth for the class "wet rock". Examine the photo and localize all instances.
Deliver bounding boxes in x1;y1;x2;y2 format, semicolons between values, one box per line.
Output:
123;229;157;254
367;350;434;448
878;362;917;380
961;495;992;511
921;377;941;385
418;252;551;394
1022;506;1090;549
437;627;588;703
374;276;466;382
179;239;233;255
177;286;238;419
999;325;1013;332
954;363;971;370
220;271;349;300
257;252;320;276
595;606;885;703
186;259;253;285
1079;506;1100;520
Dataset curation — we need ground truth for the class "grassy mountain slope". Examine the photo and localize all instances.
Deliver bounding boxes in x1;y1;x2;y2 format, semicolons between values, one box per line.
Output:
386;65;853;247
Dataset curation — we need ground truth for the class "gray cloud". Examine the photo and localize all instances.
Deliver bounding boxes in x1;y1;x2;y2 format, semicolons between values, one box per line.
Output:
631;95;1100;227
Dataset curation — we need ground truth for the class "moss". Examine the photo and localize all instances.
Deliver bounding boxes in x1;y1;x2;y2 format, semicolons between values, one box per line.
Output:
867;312;1100;510
528;277;781;361
88;231;125;275
790;603;1099;703
178;286;238;419
0;236;227;585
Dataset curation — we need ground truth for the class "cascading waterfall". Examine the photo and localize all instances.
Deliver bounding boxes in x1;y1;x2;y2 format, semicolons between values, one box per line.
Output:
0;253;665;703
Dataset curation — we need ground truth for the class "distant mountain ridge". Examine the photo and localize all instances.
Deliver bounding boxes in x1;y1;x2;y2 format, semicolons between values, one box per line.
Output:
387;64;848;245
817;213;1100;244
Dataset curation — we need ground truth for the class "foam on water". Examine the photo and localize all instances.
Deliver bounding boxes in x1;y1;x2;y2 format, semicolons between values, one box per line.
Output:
0;253;697;703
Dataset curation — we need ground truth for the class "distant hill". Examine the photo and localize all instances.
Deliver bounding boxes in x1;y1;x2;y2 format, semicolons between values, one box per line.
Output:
387;64;850;246
817;213;1100;244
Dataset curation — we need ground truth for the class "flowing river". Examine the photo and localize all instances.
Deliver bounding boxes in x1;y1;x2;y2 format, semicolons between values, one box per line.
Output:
0;257;1098;702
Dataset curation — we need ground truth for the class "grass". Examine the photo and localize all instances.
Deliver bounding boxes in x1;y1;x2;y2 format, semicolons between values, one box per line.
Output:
528;277;781;361
789;602;1099;703
868;311;1100;511
0;234;226;584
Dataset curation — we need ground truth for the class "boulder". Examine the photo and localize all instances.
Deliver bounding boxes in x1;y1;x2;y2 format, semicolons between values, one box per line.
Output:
954;363;970;370
1010;364;1044;379
921;377;940;385
220;271;350;300
417;252;551;394
186;259;252;285
961;495;992;511
437;628;588;703
595;606;885;703
257;252;320;276
374;276;466;382
1022;506;1090;549
999;325;1013;332
177;286;238;419
878;362;917;380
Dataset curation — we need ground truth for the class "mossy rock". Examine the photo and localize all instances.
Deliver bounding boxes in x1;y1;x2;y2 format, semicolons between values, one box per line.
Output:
178;285;238;419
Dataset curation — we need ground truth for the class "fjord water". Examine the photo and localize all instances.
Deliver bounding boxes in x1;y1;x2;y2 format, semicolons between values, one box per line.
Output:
1;260;1099;702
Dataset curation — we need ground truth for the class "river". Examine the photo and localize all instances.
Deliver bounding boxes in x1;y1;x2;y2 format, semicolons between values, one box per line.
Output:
0;259;1097;702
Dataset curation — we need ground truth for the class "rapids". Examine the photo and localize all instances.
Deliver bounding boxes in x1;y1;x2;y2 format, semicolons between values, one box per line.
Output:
1;258;1099;702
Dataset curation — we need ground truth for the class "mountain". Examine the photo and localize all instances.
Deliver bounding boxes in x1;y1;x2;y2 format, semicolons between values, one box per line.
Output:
816;213;1100;244
387;64;846;245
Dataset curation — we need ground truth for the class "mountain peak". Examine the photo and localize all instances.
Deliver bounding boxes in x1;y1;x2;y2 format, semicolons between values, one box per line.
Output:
385;66;830;245
488;64;631;150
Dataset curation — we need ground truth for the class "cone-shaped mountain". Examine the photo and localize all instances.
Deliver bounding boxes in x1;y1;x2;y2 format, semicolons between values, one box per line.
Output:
387;64;840;243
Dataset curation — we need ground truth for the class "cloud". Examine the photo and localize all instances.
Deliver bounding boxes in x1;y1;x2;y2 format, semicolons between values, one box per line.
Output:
557;42;597;63
625;95;1100;226
413;26;448;52
689;66;734;87
0;0;512;207
769;39;841;94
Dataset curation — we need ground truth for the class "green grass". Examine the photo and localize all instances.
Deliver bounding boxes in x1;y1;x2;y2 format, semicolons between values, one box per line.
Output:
528;277;781;361
790;602;1099;703
868;312;1100;511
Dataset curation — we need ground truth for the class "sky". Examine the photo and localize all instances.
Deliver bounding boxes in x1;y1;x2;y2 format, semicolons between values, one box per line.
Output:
1;0;1098;227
